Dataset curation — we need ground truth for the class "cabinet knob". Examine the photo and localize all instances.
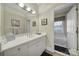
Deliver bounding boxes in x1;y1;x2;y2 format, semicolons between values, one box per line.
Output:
18;48;21;51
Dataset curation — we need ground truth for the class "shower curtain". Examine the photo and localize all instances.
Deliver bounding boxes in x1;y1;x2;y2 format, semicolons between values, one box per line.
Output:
67;5;77;55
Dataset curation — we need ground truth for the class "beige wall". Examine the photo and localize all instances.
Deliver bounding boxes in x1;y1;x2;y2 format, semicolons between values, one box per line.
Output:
1;4;26;35
0;4;1;36
31;15;39;33
39;8;54;51
54;13;66;18
0;4;5;36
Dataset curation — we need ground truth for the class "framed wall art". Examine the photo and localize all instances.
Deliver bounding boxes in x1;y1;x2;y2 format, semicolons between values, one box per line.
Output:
32;21;36;27
41;18;48;25
11;19;20;27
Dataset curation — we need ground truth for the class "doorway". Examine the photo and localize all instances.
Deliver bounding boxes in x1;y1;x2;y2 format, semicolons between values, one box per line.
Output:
26;20;31;33
54;4;78;55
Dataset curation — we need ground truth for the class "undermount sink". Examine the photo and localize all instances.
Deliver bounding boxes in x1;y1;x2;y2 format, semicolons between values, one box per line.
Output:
15;35;27;40
26;34;36;38
27;33;42;38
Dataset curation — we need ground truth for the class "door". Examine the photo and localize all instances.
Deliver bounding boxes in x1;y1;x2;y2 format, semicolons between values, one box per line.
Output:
67;5;77;55
26;20;31;33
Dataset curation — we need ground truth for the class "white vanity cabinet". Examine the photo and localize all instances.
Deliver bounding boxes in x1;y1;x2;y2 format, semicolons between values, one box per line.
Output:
4;43;28;56
3;35;46;56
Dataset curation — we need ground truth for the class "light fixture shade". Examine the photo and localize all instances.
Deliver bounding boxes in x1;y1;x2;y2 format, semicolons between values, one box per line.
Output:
32;11;36;14
26;7;31;11
18;3;24;7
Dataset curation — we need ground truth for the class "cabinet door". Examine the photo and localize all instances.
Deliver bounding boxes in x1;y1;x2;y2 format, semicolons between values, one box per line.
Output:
4;43;28;56
19;43;28;56
39;38;46;54
4;46;20;56
28;37;46;56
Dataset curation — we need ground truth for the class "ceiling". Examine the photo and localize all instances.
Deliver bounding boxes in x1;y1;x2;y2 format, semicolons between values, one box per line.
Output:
5;3;75;16
54;3;75;15
36;3;75;14
36;3;61;14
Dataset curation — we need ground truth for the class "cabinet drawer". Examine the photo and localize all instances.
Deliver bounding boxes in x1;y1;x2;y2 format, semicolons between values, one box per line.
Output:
28;37;45;46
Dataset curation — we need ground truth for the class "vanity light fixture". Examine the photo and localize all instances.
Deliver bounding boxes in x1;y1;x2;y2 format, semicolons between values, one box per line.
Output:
17;3;36;15
32;10;36;14
18;3;24;8
26;7;31;11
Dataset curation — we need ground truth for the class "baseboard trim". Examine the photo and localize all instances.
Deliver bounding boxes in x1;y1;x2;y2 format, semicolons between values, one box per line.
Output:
46;47;54;52
55;50;69;56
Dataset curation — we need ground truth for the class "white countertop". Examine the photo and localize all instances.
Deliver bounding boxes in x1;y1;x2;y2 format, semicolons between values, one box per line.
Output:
1;33;46;52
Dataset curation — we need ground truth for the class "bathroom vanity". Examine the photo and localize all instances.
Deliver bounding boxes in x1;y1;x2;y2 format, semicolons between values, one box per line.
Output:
0;33;47;56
